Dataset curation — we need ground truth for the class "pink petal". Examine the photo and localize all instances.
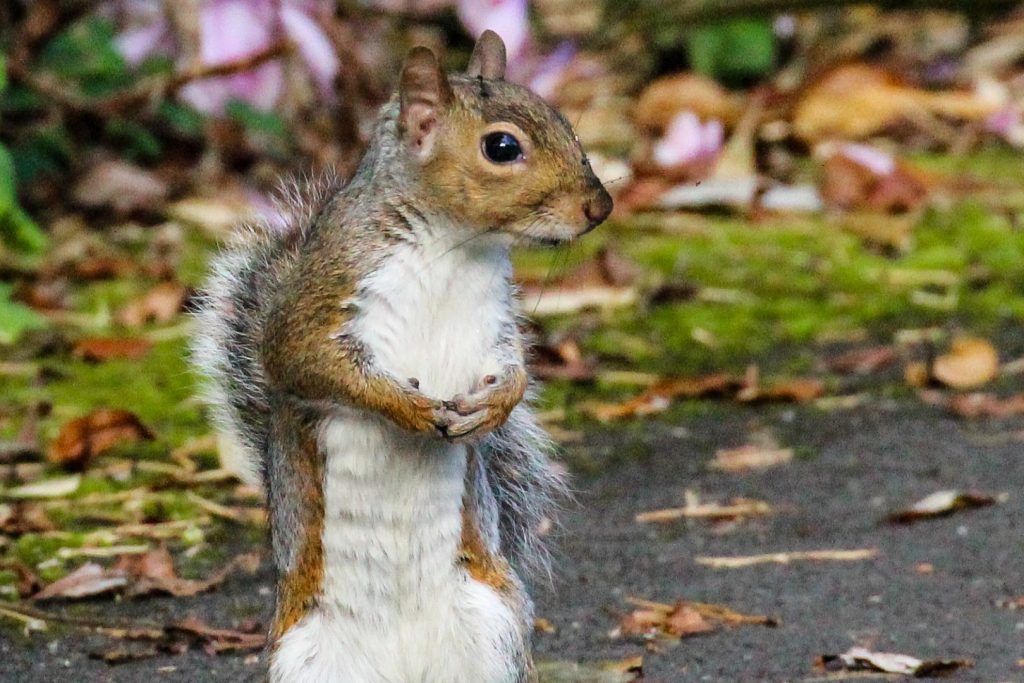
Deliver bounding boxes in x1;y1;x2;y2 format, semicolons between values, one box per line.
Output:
528;42;576;101
198;0;275;65
281;4;339;96
986;107;1019;136
654;111;703;167
179;0;282;114
457;0;530;60
115;21;172;65
699;119;724;159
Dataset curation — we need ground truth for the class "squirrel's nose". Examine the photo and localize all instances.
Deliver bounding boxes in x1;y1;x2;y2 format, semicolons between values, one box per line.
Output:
583;186;613;230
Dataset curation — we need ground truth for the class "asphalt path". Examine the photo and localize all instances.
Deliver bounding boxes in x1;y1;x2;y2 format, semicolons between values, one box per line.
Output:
2;397;1021;682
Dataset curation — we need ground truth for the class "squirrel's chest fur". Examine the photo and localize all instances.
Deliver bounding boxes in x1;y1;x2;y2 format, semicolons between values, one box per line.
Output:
354;232;514;397
271;234;526;683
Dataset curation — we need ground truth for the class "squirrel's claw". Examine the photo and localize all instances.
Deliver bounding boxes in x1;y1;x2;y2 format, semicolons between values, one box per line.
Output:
441;409;490;441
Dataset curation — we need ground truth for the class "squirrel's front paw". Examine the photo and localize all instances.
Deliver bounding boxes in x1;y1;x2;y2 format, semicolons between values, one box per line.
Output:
440;367;527;440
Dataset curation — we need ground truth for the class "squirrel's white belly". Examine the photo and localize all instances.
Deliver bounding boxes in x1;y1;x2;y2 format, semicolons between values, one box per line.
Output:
352;235;513;398
270;238;524;683
270;416;524;683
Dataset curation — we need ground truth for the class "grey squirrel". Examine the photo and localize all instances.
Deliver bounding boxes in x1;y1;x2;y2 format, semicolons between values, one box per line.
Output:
191;31;611;683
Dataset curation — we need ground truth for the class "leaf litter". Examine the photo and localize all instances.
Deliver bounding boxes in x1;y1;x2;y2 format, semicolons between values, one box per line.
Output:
615;595;777;642
47;409;155;470
30;547;260;601
817;646;972;677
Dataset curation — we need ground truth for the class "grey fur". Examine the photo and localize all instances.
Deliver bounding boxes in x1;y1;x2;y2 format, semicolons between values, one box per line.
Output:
190;108;565;575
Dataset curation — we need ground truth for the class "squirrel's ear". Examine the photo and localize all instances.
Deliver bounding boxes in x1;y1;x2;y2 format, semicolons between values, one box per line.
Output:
466;30;506;80
400;46;452;160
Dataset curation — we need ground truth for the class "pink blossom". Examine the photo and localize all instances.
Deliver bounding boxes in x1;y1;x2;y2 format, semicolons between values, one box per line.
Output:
527;42;576;101
653;111;724;169
109;0;339;116
457;0;530;62
986;107;1024;147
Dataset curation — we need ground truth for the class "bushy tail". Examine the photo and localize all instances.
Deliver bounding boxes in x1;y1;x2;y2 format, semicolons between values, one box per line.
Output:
189;173;342;483
479;400;568;577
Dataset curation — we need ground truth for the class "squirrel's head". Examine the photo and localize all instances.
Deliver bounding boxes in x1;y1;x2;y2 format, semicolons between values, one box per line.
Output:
395;31;612;244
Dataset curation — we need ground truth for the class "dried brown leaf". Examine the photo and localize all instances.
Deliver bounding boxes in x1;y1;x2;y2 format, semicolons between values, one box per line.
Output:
663;604;714;638
584;373;736;421
932;337;999;389
0;502;55;535
48;409;155;470
621;596;776;641
819;646;972;676
947;392;1024;418
826;345;898;375
118;547;261;598
633;73;743;131
72;160;169;214
887;490;997;524
794;63;999;142
72;337;153;362
32;563;129;601
117;282;188;327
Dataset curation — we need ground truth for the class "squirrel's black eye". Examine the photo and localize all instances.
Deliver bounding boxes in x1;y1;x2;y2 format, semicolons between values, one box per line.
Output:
482;132;523;164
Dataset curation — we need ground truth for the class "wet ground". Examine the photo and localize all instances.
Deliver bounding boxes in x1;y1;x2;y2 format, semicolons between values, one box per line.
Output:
2;397;1022;682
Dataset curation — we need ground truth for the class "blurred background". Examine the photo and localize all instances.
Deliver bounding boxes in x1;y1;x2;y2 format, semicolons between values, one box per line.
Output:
2;1;1024;681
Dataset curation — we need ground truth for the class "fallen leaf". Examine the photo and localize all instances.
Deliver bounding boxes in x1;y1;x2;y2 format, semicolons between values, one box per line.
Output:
71;255;138;281
119;548;261;598
166;197;259;238
826;345;898;375
89;645;162;665
619;596;777;642
117;282;189;327
534;617;556;634
946;392;1024;418
48;409;155;470
0;502;55;535
932;337;999;389
663;604;714;638
737;365;825;403
583;373;736;421
887;490;997;524
819;143;931;213
167;616;266;654
793;63;1000;142
529;337;595;381
4;475;82;499
0;559;41;596
32;563;129;601
696;548;878;568
633;72;743;131
535;659;640;683
519;248;641;316
72;337;153;362
819;646;972;677
72;160;169;215
709;445;793;473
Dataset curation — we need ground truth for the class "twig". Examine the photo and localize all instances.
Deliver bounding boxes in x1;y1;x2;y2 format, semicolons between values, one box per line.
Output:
9;41;290;118
696;548;878;568
635;498;773;523
57;544;150;560
185;491;266;525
